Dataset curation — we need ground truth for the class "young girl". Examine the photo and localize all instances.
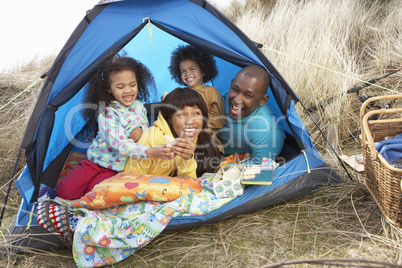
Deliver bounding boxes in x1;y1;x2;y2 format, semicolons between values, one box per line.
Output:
56;55;173;200
125;87;221;178
168;45;225;153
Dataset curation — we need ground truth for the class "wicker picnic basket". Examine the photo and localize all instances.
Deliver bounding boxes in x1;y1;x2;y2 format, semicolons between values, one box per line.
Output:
360;95;402;227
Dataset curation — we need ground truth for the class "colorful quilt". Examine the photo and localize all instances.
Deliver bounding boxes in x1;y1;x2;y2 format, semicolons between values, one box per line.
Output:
43;173;234;267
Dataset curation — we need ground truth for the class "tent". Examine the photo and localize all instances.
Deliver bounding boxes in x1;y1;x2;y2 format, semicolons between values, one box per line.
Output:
4;0;341;252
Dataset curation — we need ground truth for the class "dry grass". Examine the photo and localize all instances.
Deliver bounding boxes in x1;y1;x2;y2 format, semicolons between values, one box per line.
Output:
128;182;400;267
0;55;54;182
2;181;401;267
232;0;402;159
0;55;54;240
1;0;402;267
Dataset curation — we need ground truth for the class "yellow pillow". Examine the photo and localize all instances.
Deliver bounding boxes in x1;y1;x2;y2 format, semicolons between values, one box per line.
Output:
71;171;201;209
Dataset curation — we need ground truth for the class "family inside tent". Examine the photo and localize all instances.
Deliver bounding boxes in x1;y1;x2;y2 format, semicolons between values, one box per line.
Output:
36;45;290;267
6;1;343;267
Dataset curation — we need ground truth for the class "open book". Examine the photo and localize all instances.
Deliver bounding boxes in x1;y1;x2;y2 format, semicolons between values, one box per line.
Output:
241;166;273;185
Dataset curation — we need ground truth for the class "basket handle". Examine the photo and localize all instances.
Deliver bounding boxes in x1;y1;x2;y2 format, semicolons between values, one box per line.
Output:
360;95;402;123
362;107;402;160
360;95;402;153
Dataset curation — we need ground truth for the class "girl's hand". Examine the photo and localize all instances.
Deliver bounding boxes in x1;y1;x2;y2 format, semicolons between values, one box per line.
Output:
146;145;175;159
171;137;196;160
129;127;143;142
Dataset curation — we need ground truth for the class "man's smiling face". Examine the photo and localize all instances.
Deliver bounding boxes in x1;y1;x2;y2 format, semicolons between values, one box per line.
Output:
227;72;269;120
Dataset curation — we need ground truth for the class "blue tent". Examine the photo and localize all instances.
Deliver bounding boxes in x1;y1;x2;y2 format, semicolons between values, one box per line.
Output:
5;0;341;251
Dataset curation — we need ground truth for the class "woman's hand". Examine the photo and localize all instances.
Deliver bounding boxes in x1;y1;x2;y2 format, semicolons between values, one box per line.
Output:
128;127;143;142
146;145;175;159
171;137;196;160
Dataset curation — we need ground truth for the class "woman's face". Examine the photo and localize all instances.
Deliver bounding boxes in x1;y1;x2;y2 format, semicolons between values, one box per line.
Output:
169;105;204;142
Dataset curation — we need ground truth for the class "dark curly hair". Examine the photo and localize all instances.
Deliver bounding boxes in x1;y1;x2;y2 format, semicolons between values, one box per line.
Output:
84;54;156;129
161;87;221;176
168;45;218;86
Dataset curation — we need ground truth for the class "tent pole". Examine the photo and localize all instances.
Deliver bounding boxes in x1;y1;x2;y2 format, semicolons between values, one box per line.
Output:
0;148;22;227
299;102;354;181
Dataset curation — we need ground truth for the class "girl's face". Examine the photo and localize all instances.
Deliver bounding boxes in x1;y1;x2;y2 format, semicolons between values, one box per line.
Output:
108;70;138;106
179;59;204;88
169;105;204;142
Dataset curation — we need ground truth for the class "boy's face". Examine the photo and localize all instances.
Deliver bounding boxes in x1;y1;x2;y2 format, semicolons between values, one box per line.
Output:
179;59;204;88
227;73;269;120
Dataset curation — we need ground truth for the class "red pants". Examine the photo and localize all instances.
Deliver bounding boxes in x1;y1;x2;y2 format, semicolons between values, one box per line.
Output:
55;157;117;200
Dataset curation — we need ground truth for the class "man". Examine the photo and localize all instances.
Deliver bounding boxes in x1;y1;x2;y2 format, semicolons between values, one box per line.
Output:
216;65;285;163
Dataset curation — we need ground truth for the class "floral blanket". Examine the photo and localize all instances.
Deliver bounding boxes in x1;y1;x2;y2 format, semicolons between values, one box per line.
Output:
44;173;234;267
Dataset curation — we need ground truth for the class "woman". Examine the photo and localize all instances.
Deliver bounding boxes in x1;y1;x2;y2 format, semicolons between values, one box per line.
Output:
124;87;221;178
